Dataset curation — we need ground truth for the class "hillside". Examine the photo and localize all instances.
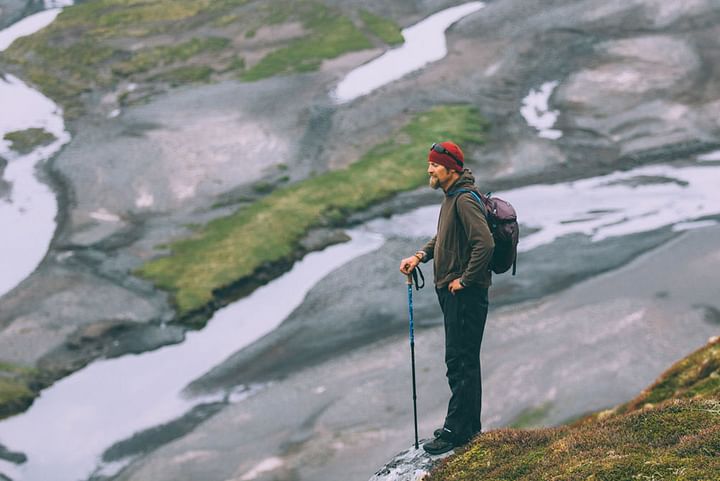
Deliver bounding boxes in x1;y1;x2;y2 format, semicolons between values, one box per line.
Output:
427;338;720;481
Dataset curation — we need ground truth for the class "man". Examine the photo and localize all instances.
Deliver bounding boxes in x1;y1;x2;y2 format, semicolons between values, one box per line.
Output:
399;141;494;455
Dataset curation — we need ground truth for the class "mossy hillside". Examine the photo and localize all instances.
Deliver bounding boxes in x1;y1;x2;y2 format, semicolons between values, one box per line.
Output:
3;128;57;154
0;0;404;117
0;362;39;420
136;105;487;316
429;400;720;481
428;338;720;481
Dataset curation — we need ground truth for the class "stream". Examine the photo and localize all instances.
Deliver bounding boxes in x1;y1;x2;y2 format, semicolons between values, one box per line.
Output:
0;0;73;299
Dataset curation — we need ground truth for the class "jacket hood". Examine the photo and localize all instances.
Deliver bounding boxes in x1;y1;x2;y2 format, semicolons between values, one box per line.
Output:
446;169;476;196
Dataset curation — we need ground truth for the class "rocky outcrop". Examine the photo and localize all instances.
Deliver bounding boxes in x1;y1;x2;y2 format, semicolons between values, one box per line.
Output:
368;444;444;481
0;155;8;198
0;0;42;30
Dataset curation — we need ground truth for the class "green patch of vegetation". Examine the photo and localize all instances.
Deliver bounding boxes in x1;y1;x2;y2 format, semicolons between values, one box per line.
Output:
508;402;553;429
227;56;246;73
359;9;403;45
136;105;487;315
113;37;230;77
428;338;720;481
429;399;720;481
0;362;39;420
0;378;33;407
3;128;57;154
242;3;371;81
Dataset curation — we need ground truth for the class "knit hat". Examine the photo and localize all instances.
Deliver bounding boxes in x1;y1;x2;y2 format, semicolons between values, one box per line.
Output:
428;141;464;172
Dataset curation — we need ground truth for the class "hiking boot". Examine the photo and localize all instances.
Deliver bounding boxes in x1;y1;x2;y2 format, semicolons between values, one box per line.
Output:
423;429;468;456
433;427;480;439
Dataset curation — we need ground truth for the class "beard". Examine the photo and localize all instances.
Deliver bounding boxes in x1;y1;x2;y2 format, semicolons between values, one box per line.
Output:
429;175;441;190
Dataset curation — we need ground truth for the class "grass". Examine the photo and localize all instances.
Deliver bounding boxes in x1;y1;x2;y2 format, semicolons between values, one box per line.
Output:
427;337;720;481
112;37;230;77
0;0;403;115
0;362;39;419
241;2;372;81
3;128;57;154
359;9;403;45
136;105;487;316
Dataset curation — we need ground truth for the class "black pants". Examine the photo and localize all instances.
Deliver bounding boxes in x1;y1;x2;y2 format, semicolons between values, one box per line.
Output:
436;285;489;442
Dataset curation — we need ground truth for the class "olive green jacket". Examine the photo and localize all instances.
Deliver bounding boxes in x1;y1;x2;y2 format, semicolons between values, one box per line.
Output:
420;170;495;288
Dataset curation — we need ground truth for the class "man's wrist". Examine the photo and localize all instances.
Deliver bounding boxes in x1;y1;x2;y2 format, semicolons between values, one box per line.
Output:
414;251;426;262
459;278;467;287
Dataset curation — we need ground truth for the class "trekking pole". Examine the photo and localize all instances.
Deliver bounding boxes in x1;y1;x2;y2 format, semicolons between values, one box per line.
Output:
406;265;424;450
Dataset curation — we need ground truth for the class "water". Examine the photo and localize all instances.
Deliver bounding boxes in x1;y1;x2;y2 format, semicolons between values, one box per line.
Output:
0;230;384;481
331;2;485;103
365;163;720;249
0;1;73;299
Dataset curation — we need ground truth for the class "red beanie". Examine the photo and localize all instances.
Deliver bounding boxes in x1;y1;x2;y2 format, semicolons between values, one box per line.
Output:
428;141;464;172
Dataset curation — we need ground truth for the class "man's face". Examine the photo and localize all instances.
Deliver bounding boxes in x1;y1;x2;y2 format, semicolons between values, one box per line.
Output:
428;162;453;190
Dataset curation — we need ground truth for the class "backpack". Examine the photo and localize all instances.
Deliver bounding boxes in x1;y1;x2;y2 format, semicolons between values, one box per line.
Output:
453;189;519;275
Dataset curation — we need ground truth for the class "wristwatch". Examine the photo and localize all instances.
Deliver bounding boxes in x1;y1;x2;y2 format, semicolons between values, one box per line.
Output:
459;278;467;288
414;251;426;262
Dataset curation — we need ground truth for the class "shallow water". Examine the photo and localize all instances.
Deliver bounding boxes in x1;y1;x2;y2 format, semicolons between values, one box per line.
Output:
0;1;73;298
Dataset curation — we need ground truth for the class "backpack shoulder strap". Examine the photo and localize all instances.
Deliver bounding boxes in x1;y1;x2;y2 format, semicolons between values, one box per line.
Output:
450;188;487;216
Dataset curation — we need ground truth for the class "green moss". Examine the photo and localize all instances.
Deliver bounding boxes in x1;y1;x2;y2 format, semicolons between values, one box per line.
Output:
3;128;57;154
136;105;487;315
0;362;39;420
0;378;33;406
113;37;229;76
428;339;720;481
429;400;720;481
242;3;372;81
359;9;403;45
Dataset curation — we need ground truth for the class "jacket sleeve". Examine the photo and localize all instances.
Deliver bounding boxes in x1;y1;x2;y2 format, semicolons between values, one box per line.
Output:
457;194;494;285
420;236;436;262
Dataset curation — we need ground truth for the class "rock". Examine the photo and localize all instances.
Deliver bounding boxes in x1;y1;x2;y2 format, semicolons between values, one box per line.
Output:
0;441;26;464
0;0;42;30
0;155;8;199
369;443;450;481
298;228;351;252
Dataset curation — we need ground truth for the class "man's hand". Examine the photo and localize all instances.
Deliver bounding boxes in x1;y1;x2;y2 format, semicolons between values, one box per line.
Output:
448;278;465;295
400;255;420;275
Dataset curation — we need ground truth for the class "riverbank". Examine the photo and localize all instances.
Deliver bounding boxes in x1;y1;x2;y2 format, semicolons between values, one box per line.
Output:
108;224;720;481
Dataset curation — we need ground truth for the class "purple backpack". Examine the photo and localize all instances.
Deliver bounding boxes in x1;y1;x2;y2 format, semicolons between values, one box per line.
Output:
455;189;519;275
